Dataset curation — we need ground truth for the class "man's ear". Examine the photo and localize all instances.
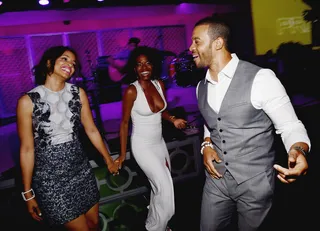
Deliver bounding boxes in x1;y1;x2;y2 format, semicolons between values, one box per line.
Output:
214;37;224;50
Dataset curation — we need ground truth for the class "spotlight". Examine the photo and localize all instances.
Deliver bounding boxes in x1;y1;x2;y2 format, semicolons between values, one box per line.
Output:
63;0;70;3
0;1;3;6
97;0;104;2
39;0;49;5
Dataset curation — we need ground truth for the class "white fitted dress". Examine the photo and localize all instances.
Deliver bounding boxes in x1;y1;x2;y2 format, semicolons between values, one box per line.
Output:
130;80;174;231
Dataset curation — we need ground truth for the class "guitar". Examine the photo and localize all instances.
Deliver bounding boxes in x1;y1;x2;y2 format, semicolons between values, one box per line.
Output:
97;55;127;83
107;57;127;83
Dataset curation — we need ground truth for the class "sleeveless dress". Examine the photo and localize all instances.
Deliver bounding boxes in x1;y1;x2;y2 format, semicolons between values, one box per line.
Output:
130;80;174;231
27;83;100;225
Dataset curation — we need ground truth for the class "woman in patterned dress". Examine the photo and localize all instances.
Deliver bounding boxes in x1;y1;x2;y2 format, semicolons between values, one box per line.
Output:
17;46;119;230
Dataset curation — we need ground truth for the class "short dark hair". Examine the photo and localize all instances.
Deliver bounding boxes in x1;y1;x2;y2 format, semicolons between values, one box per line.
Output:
122;46;162;83
195;16;231;50
128;37;140;45
32;46;79;85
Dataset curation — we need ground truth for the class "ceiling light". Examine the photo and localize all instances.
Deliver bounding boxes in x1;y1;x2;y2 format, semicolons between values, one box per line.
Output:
39;0;49;6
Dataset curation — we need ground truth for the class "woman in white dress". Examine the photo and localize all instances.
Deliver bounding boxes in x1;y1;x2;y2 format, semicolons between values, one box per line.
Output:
117;46;187;231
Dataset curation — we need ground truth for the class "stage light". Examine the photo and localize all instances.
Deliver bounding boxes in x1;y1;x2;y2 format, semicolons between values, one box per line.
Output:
97;0;104;2
0;1;3;6
39;0;49;5
63;0;70;3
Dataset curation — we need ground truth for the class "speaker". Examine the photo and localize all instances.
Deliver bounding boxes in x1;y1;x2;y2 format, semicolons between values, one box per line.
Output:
312;21;320;46
95;67;116;86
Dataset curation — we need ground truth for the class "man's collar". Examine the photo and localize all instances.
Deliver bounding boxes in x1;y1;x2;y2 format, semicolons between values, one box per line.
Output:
220;53;239;78
204;53;239;83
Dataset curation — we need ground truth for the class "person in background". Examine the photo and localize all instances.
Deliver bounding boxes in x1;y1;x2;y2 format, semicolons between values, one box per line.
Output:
189;16;311;231
115;37;141;61
107;37;141;83
117;46;187;231
17;46;119;231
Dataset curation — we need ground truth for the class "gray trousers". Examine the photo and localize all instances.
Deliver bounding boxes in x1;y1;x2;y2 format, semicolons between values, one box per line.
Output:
200;168;275;231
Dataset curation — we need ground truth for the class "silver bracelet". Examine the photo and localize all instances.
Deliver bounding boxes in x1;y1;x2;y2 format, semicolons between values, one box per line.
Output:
21;188;35;201
201;141;211;147
200;143;214;155
292;146;307;156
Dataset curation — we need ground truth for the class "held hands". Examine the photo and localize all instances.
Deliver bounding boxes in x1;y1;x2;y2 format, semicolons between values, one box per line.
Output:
273;148;308;184
105;157;120;176
203;146;222;179
114;155;126;171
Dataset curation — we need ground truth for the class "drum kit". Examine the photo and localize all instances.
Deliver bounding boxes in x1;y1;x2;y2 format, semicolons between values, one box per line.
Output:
162;49;204;87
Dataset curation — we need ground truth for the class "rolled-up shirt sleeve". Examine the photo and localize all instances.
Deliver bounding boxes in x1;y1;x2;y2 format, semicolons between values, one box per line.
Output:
251;69;311;152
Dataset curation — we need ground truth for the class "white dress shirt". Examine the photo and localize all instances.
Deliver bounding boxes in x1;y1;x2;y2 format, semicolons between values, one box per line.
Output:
196;54;310;152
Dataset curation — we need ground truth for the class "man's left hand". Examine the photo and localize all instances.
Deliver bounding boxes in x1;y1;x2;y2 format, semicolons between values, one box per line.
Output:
273;148;308;184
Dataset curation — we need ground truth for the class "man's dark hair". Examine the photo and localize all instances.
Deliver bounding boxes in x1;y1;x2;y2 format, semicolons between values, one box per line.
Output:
128;37;141;45
195;15;231;51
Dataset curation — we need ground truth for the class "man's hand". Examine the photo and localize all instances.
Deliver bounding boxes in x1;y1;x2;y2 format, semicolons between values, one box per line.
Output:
273;148;308;184
203;147;222;179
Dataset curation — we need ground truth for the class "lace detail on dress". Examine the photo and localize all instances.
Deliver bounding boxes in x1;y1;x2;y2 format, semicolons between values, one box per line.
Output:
69;85;81;140
27;92;52;150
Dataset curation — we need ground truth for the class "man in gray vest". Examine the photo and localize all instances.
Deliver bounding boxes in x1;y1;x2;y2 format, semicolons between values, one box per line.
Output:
189;16;311;231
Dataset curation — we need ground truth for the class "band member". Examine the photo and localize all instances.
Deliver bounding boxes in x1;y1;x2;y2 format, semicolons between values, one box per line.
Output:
107;37;141;82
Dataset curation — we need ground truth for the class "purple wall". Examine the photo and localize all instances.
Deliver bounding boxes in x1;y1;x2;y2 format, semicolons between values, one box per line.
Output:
0;4;239;40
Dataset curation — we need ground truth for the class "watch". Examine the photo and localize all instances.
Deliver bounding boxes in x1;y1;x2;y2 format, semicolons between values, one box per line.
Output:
292;146;307;156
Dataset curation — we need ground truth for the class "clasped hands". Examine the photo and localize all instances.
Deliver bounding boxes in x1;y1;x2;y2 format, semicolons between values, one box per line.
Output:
106;155;126;176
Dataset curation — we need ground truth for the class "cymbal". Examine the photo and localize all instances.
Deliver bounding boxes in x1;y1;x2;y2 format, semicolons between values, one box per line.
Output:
178;49;191;58
159;50;176;57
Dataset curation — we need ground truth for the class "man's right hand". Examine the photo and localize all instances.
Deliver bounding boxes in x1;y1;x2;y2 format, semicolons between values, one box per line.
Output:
203;147;222;179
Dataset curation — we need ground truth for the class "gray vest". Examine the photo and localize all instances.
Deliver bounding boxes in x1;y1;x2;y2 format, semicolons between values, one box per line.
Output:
198;60;276;184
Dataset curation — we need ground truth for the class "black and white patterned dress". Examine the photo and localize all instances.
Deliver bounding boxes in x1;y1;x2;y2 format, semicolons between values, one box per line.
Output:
27;83;100;225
